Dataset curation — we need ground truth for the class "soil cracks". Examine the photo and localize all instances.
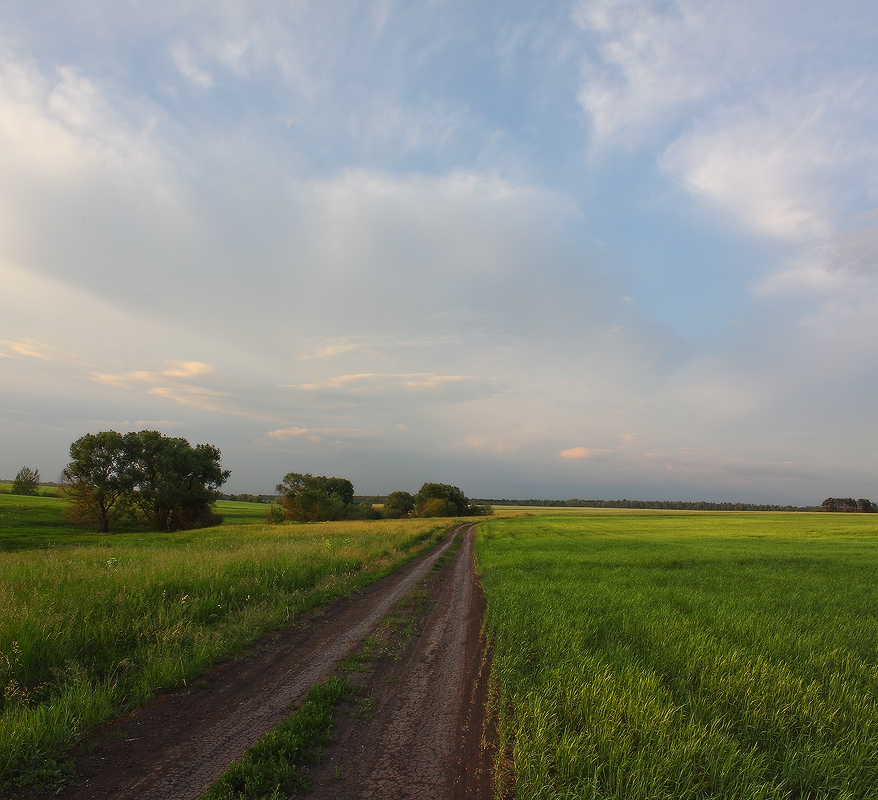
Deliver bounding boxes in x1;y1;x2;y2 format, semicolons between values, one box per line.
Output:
43;524;493;800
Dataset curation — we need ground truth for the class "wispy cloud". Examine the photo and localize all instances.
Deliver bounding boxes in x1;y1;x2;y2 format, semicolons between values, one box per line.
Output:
0;339;89;364
265;426;367;443
296;373;471;393
560;447;612;460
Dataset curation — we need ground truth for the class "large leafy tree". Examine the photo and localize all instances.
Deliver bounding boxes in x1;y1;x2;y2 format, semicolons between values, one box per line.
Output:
413;482;492;517
415;482;470;517
62;430;229;532
276;473;355;521
123;431;230;531
383;490;415;516
62;431;128;532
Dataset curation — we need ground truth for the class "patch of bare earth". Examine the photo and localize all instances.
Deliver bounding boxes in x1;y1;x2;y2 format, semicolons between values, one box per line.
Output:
35;524;493;800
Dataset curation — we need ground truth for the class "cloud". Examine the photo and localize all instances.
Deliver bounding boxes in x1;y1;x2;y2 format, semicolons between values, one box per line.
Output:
560;447;611;460
0;339;88;364
573;0;763;146
171;43;215;90
91;361;214;388
265;426;366;444
659;91;868;242
160;361;213;378
818;220;878;276
297;373;471;393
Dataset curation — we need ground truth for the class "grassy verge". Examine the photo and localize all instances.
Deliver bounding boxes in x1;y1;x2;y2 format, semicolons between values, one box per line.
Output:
0;518;456;792
476;512;878;800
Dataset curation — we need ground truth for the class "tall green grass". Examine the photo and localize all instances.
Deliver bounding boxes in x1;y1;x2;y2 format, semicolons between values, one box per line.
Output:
476;512;878;799
0;518;454;790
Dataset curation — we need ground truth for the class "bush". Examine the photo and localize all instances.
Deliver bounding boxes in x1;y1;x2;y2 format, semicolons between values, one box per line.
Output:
264;505;286;524
418;497;458;518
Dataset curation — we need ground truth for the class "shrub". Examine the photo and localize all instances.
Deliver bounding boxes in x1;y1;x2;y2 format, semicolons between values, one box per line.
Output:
264;505;286;524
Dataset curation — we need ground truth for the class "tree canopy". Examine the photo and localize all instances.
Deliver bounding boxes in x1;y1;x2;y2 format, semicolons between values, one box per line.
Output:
414;482;491;517
276;472;357;521
822;497;877;513
384;490;416;516
11;466;41;496
62;430;229;532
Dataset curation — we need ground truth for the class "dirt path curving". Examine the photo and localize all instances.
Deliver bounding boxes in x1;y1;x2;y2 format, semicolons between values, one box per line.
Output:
43;524;492;800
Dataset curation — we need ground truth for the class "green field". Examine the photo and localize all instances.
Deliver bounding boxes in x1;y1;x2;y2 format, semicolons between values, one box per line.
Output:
476;512;878;800
0;502;456;791
0;491;273;550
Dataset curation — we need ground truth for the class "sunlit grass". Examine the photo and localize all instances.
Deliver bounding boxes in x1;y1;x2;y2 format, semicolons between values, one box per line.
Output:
0;517;455;790
476;512;878;799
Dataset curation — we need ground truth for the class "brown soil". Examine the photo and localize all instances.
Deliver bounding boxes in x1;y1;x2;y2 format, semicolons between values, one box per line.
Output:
306;523;494;799
37;524;493;800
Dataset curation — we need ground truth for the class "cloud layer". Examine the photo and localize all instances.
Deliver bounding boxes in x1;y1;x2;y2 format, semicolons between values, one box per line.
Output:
1;1;877;503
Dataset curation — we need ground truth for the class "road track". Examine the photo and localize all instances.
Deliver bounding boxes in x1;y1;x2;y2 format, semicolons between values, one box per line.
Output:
47;524;491;800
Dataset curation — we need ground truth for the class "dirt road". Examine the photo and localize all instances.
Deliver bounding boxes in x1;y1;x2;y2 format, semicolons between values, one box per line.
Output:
48;524;491;800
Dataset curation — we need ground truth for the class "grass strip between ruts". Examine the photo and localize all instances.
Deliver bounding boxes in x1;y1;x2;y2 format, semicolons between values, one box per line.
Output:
200;676;353;800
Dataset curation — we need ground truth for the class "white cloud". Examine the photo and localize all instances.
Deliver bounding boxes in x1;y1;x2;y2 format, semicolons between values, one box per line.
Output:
573;0;766;146
172;43;215;89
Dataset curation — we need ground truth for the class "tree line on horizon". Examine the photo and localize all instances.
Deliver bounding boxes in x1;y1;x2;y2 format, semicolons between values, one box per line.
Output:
481;498;825;511
9;431;875;522
274;472;492;522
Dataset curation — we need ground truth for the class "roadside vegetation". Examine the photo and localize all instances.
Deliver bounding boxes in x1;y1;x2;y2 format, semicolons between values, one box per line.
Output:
477;511;878;799
0;510;456;793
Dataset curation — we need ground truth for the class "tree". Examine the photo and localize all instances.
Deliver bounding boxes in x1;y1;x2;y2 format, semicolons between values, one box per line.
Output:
12;466;41;496
358;501;382;520
383;490;415;516
62;430;229;532
62;432;128;532
276;473;356;521
122;431;230;531
415;482;470;517
822;497;868;513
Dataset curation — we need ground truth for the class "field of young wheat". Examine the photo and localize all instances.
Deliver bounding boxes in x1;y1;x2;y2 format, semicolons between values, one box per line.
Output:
477;512;878;800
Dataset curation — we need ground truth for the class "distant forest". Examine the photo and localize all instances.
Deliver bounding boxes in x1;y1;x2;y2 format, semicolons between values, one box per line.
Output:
218;494;878;513
473;498;821;512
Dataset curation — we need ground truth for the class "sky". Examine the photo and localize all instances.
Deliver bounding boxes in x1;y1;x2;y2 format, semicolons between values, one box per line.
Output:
1;0;877;504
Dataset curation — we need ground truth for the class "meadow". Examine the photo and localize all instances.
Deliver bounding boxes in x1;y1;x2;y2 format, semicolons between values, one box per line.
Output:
0;498;456;791
0;488;270;550
476;512;878;800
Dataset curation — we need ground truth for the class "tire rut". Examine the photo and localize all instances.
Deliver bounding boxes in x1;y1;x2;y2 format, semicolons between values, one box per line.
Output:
306;523;493;799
